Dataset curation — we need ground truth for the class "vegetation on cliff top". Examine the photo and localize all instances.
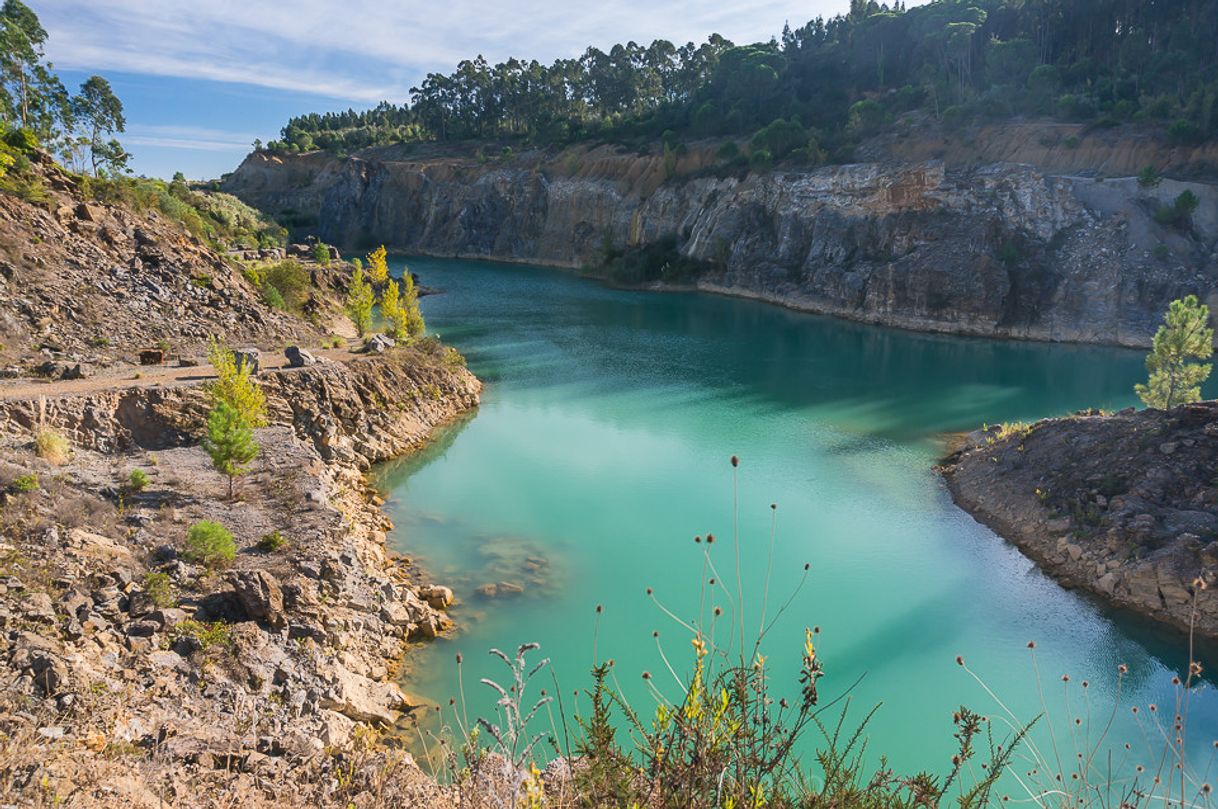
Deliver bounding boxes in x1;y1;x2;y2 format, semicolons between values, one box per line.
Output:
269;0;1218;165
1136;295;1214;410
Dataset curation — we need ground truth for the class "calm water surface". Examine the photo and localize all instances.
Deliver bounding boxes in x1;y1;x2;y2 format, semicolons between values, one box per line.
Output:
375;257;1218;781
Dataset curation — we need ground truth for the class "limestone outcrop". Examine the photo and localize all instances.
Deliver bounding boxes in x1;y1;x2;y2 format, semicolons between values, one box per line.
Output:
223;131;1218;347
940;402;1218;637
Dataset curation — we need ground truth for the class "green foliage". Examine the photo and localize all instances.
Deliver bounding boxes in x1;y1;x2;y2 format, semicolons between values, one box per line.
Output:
171;619;232;650
205;339;267;428
256;531;287;552
203;402;259;500
11;473;38;492
33;428;68;464
1153;190;1201;227
127;469;149;492
82;175;285;250
311;240;331;265
276;0;1218;157
595;235;712;285
1136;295;1214;409
1153;243;1171;261
72;75;127;176
1137;165;1162;188
259;259;310;311
345;264;375;337
381;270;425;341
183;520;236;568
142;572;174;608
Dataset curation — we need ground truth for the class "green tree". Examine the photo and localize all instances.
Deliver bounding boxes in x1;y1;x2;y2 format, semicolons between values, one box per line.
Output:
311;240;331;265
0;0;46;127
73;75;126;176
206;339;267;427
345;264;374;336
203;402;259;500
1135;295;1213;410
399;268;425;337
380;277;405;340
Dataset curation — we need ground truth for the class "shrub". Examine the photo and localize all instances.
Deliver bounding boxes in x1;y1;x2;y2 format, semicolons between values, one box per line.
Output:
311;241;331;265
1154;189;1201;227
1137;165;1162;188
127;469;150;492
262;259;310;310
183;521;236;568
34;429;69;465
257;531;287;552
12;474;39;492
171;619;232;650
715;140;739;160
142;572;175;608
1153;243;1171;260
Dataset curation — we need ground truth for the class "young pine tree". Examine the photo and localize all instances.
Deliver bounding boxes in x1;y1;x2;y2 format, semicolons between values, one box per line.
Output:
206;339;267;427
1136;295;1213;409
203;402;259;500
345;264;374;337
366;244;389;286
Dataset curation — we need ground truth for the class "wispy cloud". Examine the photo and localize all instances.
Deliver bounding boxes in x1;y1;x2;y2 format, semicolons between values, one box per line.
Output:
38;0;868;105
123;124;256;152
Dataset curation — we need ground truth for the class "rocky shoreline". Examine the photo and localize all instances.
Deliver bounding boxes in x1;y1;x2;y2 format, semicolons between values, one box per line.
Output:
0;345;480;805
940;403;1218;638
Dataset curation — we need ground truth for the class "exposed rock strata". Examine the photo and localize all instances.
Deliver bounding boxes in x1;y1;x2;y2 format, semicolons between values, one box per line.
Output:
0;348;481;805
224;134;1218;347
940;402;1218;637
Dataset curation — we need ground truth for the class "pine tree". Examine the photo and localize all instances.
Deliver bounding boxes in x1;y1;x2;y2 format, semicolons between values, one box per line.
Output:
203;402;259;500
1136;295;1213;410
366;244;389;286
346;264;374;337
206;339;267;427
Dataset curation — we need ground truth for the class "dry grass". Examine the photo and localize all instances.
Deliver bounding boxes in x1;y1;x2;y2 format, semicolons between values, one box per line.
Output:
33;428;70;465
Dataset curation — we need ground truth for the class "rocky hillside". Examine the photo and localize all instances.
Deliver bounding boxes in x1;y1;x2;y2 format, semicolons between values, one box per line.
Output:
940;403;1218;638
223;123;1218;347
0;152;323;372
0;345;481;806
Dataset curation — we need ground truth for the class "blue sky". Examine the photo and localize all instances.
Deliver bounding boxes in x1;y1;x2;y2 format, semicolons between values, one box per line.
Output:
37;0;905;179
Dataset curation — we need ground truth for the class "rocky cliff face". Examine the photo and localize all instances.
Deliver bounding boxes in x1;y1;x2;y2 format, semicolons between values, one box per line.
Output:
223;130;1218;347
940;403;1218;638
0;348;480;805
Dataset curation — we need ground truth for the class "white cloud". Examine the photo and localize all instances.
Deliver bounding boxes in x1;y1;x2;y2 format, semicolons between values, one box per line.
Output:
36;0;875;104
123;123;257;152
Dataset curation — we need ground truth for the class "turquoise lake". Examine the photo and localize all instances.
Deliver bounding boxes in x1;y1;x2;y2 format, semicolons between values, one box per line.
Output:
375;256;1218;786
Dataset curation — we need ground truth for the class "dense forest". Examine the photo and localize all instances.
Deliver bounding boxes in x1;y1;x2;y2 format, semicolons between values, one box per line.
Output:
268;0;1218;166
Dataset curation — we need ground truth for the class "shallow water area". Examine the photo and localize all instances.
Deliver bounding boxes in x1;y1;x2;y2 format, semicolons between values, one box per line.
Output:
375;256;1218;786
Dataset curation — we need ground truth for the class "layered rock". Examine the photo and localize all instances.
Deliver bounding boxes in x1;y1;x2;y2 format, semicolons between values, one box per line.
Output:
0;346;481;804
223;134;1218;347
940;402;1218;637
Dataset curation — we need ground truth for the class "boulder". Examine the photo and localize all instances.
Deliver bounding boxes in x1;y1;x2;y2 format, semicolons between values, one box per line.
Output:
419;584;454;610
365;334;396;354
232;348;260;376
285;346;317;368
319;664;407;725
228;570;286;629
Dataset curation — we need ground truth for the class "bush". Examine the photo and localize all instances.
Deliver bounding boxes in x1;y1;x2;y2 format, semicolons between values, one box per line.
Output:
257;531;287;552
34;429;69;465
183;521;236;568
12;474;38;492
1153;243;1171;260
262;260;310;310
171;619;232;651
142;572;175;608
311;241;331;265
1154;189;1201;227
715;140;739;160
1137;165;1162;188
127;469;150;492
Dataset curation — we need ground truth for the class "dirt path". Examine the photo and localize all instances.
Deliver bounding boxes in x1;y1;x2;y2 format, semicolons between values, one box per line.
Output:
0;343;360;401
